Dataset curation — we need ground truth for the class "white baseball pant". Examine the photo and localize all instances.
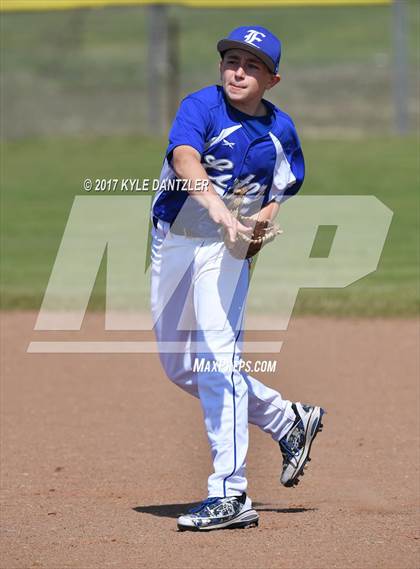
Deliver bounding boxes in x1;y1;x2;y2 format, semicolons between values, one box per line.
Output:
151;219;295;498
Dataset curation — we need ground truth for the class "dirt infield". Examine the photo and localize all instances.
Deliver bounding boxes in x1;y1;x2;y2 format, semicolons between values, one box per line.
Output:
1;312;419;569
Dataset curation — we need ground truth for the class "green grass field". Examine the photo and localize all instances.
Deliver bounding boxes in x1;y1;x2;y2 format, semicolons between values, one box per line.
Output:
1;135;418;316
1;3;418;315
1;3;419;138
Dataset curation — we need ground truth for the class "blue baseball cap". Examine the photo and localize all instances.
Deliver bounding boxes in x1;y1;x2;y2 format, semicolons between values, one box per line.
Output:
217;25;281;74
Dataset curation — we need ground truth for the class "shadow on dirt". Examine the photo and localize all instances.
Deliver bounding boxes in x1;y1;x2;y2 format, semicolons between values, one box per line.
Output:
133;503;198;518
253;505;317;514
133;503;316;519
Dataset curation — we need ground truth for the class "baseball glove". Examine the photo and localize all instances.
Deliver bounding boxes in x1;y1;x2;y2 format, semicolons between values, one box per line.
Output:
226;215;282;259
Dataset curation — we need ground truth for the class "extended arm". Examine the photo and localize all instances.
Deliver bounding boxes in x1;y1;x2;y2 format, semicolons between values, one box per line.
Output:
172;145;252;246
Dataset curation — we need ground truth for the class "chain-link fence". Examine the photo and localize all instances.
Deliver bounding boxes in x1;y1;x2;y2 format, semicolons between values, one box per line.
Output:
1;3;418;140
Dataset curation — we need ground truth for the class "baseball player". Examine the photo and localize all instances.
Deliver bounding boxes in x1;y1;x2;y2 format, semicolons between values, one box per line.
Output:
150;25;325;531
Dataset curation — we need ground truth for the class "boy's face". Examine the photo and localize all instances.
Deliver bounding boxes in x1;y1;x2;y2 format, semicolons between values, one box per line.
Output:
220;48;280;108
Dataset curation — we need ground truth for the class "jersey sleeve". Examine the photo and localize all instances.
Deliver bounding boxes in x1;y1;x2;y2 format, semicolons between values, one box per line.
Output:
166;96;210;163
269;124;305;204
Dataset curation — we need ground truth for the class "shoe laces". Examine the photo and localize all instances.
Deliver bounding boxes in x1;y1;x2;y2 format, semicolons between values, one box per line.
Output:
188;497;221;515
280;419;305;462
279;438;295;461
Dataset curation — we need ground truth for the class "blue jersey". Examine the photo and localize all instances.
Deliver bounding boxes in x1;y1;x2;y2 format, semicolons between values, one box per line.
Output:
152;85;304;234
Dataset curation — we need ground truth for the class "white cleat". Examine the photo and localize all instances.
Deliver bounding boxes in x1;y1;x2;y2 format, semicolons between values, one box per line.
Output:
177;493;259;531
279;402;325;487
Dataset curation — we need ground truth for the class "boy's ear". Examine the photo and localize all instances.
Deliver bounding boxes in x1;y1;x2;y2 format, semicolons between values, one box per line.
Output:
267;74;281;90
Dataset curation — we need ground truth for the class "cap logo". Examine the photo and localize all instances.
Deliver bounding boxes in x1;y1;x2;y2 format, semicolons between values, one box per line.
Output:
243;29;266;47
